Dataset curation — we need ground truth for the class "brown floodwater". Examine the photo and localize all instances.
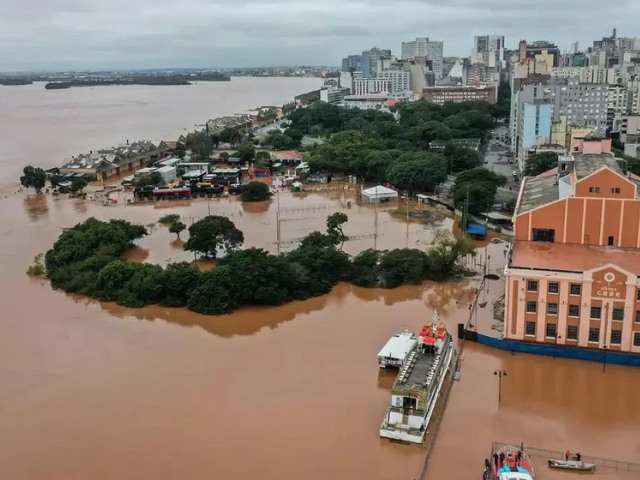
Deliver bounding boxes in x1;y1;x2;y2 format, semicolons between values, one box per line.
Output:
0;77;322;192
1;189;639;480
1;81;640;478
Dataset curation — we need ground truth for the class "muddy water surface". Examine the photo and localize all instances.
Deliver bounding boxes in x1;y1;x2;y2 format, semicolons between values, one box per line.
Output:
1;190;639;480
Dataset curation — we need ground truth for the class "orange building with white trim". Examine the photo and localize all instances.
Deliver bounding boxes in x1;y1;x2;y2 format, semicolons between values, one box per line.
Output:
505;137;640;353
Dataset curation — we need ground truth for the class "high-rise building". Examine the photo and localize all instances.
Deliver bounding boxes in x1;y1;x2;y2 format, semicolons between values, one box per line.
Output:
377;69;411;97
401;37;444;78
472;35;505;69
352;78;391;96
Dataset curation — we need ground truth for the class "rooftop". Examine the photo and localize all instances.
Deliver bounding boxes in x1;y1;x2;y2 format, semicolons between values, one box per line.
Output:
517;153;630;214
573;153;622;179
510;241;640;275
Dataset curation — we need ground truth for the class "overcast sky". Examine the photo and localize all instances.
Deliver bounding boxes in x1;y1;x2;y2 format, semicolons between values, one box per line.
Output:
0;0;638;72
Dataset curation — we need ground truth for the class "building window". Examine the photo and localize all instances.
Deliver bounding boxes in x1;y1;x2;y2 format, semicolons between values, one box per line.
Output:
637;289;640;301
612;308;624;321
547;303;558;315
531;228;555;242
590;306;602;319
634;332;640;347
588;327;600;343
611;187;621;194
588;187;601;193
525;321;536;336
611;330;622;345
546;323;557;338
568;305;580;317
636;310;640;323
548;282;559;294
608;236;615;246
526;301;537;313
527;280;538;292
567;325;578;340
570;284;581;296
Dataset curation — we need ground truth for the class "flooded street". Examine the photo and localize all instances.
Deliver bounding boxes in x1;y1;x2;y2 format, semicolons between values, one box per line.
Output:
0;189;639;480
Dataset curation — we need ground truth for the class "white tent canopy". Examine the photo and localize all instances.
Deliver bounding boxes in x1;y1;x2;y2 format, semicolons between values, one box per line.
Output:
362;185;398;203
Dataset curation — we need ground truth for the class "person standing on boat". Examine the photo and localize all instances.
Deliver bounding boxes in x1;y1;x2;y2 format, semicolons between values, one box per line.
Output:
499;452;505;466
576;452;581;461
565;450;571;461
493;453;499;467
516;450;522;464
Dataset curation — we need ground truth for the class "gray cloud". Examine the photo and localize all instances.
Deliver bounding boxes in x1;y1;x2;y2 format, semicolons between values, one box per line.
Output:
0;0;638;71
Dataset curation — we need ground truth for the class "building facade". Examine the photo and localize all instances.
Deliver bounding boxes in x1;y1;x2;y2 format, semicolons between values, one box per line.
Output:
422;85;496;105
353;78;391;96
505;138;640;354
377;69;411;97
402;37;444;78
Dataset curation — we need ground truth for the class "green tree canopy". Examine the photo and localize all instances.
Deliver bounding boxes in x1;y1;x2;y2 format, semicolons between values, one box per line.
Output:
169;221;186;239
235;140;256;163
326;212;348;248
70;177;88;194
524;152;559;176
183;215;244;258
385;152;448;194
241;181;271;202
428;230;475;279
454;167;507;215
219;128;243;147
20;166;46;193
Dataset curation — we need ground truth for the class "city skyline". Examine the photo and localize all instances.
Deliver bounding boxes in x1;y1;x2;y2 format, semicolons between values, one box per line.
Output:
1;0;639;71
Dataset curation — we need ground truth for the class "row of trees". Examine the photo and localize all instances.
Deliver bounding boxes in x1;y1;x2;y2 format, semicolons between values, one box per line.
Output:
285;101;498;199
43;215;475;315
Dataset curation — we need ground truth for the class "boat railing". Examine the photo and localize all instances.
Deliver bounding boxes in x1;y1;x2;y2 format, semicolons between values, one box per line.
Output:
491;441;640;473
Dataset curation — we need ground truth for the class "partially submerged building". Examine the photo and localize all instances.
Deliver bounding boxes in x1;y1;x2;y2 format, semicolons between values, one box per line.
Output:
505;137;640;353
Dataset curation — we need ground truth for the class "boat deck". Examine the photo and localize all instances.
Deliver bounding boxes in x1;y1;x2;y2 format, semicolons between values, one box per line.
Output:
394;344;446;395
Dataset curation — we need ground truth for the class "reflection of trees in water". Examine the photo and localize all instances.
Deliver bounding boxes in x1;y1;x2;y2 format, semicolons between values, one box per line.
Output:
96;284;354;338
423;282;477;316
241;199;272;214
350;283;424;306
171;239;186;250
23;194;49;221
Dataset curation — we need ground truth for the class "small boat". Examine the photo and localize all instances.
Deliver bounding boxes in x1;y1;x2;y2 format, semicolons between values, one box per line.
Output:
493;445;535;480
547;458;595;471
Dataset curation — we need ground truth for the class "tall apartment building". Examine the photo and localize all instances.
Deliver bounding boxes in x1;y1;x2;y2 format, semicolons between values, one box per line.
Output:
548;66;614;84
353;78;391;96
377;69;411;97
401;37;444;78
320;86;348;105
516;100;553;172
552;79;608;136
522;41;561;67
505;137;640;354
472;35;505;69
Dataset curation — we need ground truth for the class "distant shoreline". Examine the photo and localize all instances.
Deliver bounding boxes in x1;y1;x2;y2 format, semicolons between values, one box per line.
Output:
44;73;231;90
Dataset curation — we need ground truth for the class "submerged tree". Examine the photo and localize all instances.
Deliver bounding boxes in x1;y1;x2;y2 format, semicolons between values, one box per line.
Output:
20;166;46;193
169;221;186;239
326;212;348;249
183;215;244;258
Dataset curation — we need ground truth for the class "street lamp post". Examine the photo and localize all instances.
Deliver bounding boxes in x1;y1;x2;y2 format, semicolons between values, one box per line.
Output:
494;369;507;406
602;345;608;373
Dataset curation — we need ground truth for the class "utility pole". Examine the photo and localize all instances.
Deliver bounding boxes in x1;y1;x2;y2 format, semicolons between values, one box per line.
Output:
276;189;281;255
405;191;410;248
373;207;379;250
494;369;507;407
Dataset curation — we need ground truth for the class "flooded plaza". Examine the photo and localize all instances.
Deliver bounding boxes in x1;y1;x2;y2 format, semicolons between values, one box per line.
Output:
0;188;639;480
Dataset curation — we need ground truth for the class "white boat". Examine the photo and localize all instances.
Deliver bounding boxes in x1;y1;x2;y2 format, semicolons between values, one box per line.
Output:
493;445;536;480
377;330;418;368
548;458;595;471
379;312;454;444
